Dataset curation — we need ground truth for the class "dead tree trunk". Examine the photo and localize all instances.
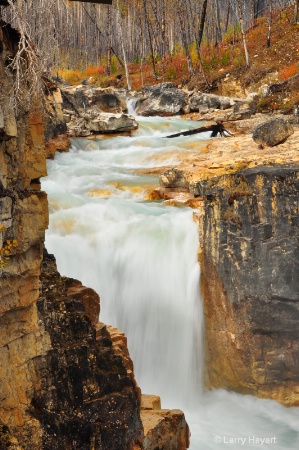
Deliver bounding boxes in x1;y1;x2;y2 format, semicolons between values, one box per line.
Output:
116;0;131;90
143;0;157;77
237;0;250;67
165;122;234;138
177;0;195;76
267;0;273;47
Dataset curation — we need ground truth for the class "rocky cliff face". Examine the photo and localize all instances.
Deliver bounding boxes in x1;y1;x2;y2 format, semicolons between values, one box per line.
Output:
0;21;189;449
0;21;51;447
199;166;299;406
0;22;144;449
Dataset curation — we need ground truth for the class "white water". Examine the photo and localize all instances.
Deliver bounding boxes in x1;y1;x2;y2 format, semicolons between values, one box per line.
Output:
42;115;299;449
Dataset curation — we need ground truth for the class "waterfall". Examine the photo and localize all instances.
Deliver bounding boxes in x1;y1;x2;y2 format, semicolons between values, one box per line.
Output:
42;116;299;449
127;97;139;115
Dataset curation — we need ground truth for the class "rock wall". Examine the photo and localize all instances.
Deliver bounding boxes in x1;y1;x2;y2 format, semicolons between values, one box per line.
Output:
0;21;51;447
199;166;299;406
0;21;189;449
0;22;143;449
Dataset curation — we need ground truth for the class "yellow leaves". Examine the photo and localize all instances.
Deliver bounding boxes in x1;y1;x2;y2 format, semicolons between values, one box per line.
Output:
0;238;18;270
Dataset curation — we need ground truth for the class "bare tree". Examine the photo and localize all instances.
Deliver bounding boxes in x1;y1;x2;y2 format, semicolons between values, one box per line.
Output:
116;0;131;90
177;0;195;76
196;0;208;53
234;0;250;66
267;0;273;47
5;0;44;111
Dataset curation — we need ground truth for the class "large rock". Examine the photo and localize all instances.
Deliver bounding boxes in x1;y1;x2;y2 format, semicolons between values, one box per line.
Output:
89;90;123;113
140;395;190;450
189;92;232;113
87;112;138;133
61;85;89;111
60;85;137;135
252;117;294;146
33;252;144;450
136;83;186;116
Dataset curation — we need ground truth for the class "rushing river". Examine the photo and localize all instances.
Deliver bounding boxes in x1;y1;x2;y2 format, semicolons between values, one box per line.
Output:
42;114;299;449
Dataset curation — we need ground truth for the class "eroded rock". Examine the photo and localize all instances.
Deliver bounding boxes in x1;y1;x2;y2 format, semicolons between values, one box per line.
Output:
86;112;138;133
136;83;186;116
141;395;190;450
200;166;299;405
142;408;190;450
160;168;189;190
189;92;232;112
252;117;294;146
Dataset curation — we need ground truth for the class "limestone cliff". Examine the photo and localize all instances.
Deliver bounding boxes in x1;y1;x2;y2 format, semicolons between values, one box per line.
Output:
0;21;143;449
0;21;189;449
0;20;51;447
200;166;299;406
160;124;299;406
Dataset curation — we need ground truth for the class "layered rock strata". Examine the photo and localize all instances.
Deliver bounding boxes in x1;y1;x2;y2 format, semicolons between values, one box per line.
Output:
140;395;190;450
0;21;143;449
200;166;299;406
34;252;143;450
0;21;189;449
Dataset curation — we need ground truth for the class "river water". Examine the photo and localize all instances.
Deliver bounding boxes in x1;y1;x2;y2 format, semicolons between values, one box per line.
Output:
42;114;299;449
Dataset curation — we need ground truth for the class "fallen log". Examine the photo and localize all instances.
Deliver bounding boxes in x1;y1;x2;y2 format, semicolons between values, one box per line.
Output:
164;121;234;138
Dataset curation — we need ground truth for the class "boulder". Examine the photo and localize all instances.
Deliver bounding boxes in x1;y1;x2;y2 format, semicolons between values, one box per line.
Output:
86;112;138;133
252;117;294;147
89;91;122;113
61;85;89;111
189;93;232;112
136;83;186;116
60;85;136;135
141;408;190;450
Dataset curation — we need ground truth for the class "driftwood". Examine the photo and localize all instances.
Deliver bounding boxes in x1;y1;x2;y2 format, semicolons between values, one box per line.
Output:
164;121;234;138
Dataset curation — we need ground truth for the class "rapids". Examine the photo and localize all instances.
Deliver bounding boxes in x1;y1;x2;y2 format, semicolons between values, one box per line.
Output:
42;114;299;449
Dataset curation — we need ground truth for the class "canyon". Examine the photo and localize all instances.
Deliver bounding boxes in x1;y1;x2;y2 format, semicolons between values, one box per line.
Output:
0;22;189;449
1;17;299;450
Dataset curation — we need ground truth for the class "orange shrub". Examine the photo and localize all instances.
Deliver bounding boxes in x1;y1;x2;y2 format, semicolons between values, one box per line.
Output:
279;63;299;80
83;65;106;77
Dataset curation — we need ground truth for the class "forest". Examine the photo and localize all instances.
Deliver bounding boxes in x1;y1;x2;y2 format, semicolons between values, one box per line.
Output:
1;0;298;91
